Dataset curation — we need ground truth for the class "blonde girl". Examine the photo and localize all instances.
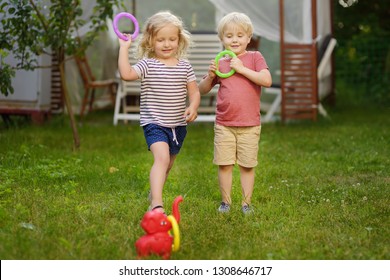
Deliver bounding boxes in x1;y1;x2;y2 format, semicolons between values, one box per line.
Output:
118;11;200;213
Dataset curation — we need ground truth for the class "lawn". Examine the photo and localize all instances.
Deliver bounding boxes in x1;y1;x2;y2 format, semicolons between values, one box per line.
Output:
0;104;389;260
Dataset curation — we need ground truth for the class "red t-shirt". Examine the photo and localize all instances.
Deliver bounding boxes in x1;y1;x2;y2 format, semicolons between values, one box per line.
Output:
212;51;268;126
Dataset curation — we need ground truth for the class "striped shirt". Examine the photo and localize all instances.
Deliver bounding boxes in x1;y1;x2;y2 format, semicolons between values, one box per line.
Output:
133;58;196;127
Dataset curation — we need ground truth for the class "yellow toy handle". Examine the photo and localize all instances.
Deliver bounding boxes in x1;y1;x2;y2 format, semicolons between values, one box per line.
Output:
167;215;180;252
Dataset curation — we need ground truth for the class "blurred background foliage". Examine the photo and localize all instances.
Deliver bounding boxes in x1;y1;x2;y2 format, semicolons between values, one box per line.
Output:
333;0;390;106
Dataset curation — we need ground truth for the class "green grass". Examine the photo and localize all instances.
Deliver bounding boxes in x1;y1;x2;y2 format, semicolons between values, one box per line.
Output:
0;105;389;260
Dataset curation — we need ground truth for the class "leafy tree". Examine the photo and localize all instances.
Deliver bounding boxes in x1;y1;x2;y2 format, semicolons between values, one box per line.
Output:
334;0;390;105
0;0;124;149
335;0;389;39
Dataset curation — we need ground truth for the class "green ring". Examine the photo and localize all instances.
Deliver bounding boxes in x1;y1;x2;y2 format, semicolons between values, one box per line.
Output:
215;50;237;78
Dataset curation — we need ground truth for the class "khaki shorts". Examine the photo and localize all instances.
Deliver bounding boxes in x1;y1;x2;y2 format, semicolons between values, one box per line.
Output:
213;124;261;168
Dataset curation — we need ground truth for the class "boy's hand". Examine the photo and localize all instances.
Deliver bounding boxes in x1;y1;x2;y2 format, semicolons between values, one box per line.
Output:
207;59;217;79
230;57;245;73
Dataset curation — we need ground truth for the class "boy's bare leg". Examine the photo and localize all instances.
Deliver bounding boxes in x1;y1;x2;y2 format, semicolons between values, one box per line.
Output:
239;165;255;206
218;165;234;205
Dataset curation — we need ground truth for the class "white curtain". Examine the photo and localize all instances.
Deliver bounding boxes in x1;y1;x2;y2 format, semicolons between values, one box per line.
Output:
208;0;331;44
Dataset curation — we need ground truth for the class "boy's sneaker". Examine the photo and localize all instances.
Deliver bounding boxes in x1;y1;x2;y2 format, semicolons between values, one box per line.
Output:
242;204;253;215
218;202;231;213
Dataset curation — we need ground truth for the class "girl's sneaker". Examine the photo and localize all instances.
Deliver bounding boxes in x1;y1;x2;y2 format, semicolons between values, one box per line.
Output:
148;205;165;214
218;202;231;213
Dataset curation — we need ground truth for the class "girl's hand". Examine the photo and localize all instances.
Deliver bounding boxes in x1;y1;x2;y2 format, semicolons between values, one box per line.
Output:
118;34;132;48
184;106;198;123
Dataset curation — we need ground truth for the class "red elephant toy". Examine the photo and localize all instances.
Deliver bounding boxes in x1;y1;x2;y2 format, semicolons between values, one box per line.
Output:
135;196;183;259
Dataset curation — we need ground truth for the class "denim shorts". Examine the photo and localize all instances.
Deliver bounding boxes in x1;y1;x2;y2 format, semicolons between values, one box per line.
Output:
143;123;187;155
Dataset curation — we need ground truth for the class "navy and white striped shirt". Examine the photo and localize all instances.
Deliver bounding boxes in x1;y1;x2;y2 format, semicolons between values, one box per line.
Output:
133;58;196;128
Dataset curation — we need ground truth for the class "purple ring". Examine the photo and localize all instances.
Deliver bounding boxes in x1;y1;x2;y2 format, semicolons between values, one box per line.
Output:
113;12;139;41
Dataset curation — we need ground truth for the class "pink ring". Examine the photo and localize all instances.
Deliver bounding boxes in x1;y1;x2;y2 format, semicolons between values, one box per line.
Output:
113;12;139;41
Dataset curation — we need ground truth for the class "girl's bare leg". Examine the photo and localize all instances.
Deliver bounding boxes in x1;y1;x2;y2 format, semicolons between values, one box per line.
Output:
149;142;176;211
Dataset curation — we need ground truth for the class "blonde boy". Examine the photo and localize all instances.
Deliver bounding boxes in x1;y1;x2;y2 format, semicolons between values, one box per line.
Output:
199;12;272;214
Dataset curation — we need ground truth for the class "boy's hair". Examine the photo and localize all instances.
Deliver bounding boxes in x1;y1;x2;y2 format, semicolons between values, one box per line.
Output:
217;12;253;40
136;11;192;59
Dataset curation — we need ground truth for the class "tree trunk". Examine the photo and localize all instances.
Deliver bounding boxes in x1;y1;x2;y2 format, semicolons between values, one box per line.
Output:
59;60;80;150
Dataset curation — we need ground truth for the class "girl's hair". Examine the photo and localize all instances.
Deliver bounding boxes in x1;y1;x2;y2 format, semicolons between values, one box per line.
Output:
136;11;192;59
217;12;253;40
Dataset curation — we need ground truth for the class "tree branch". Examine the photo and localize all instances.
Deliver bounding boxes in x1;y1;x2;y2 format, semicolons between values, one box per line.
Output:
28;0;49;33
